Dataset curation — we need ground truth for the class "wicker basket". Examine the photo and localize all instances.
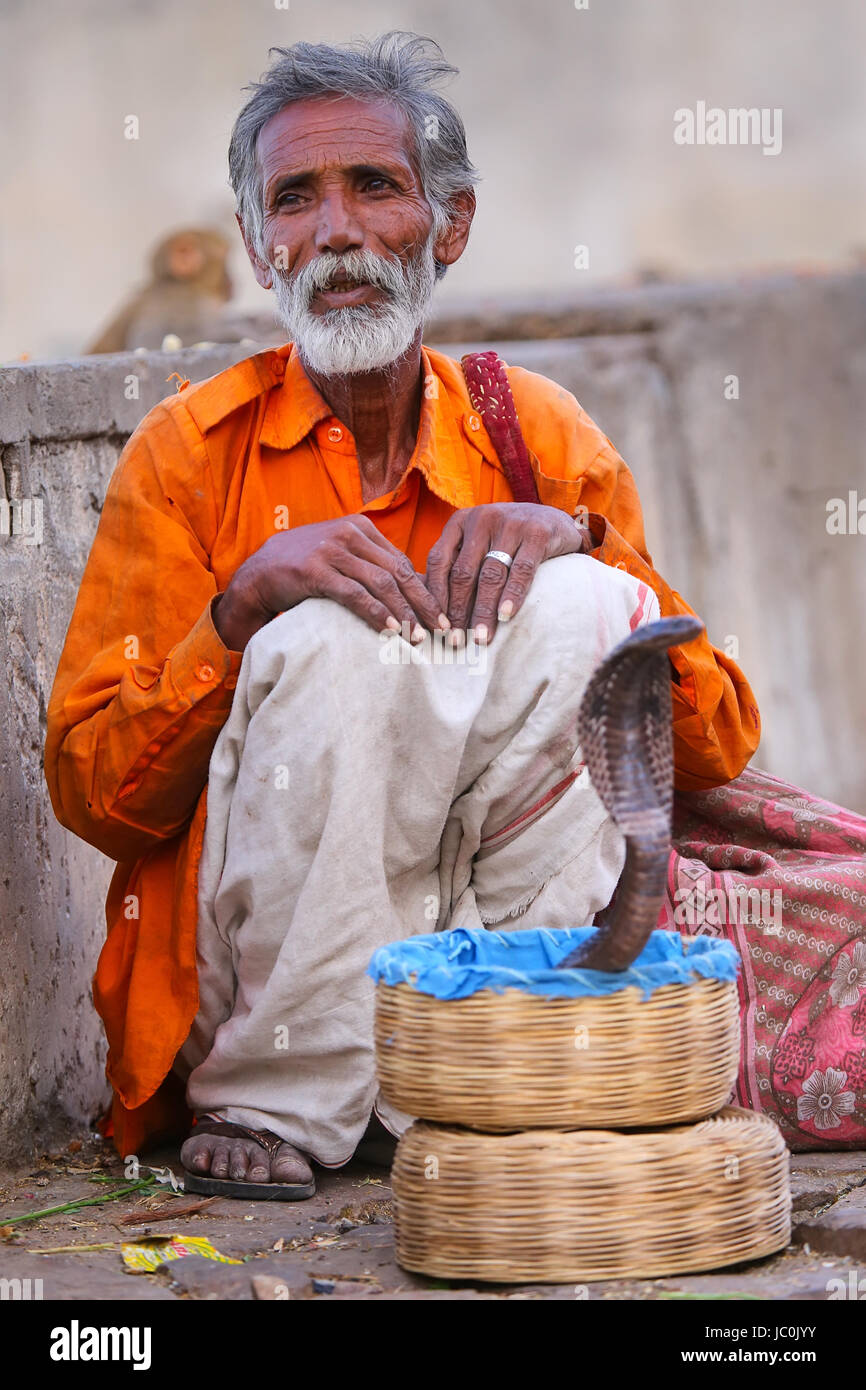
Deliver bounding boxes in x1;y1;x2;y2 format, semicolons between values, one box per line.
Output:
393;1107;791;1284
375;973;740;1130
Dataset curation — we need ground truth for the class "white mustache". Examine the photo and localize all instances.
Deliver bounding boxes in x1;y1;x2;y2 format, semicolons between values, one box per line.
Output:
283;250;405;309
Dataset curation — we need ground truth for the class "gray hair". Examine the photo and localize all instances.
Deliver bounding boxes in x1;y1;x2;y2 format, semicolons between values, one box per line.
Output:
228;31;479;268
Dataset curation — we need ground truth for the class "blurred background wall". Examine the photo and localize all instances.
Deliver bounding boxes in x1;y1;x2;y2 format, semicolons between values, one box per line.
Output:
1;0;865;361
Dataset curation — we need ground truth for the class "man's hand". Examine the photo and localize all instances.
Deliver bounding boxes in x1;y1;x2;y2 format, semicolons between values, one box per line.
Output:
425;503;590;644
214;515;448;652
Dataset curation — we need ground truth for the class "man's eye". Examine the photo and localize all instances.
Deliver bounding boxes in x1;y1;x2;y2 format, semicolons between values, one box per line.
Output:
364;177;391;192
276;192;302;208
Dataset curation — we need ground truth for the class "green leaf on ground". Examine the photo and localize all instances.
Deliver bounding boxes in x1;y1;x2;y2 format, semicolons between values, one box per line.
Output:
0;1177;156;1228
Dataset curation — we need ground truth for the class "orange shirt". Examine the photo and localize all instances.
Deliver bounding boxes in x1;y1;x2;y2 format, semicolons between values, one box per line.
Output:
45;343;760;1154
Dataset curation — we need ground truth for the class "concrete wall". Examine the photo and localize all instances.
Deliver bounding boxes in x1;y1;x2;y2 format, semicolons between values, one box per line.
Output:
1;273;864;1159
0;345;253;1163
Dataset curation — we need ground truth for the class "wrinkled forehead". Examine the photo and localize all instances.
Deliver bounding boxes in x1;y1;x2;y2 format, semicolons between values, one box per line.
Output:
256;94;421;190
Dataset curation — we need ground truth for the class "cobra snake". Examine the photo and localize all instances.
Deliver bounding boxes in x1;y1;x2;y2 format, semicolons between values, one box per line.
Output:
557;614;705;972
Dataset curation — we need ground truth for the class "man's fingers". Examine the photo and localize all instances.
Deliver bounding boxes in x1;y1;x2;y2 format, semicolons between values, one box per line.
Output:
386;552;449;633
471;541;546;641
424;513;466;616
336;507;570;642
347;523;446;632
444;532;493;631
446;520;524;633
323;574;408;637
336;555;428;639
492;543;545;628
465;553;512;643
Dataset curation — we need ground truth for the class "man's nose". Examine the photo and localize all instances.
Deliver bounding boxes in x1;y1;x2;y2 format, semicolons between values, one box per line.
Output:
314;193;365;256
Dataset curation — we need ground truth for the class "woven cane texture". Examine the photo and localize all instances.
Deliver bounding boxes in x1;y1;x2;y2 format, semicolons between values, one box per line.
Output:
375;976;740;1130
392;1107;791;1284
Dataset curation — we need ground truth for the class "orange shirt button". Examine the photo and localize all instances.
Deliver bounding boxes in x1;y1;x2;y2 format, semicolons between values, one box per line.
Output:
196;662;216;682
467;414;481;432
327;425;344;443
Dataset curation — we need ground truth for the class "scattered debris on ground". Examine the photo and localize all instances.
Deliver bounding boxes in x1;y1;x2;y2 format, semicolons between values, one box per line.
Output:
0;1131;863;1300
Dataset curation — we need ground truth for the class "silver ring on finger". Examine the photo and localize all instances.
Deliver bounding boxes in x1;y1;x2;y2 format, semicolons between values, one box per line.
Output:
484;549;514;569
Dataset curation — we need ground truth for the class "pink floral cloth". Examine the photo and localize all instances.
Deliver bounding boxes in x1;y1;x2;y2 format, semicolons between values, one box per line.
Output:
658;766;866;1150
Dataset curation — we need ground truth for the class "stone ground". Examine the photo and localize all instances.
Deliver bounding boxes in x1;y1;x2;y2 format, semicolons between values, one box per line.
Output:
0;1133;864;1301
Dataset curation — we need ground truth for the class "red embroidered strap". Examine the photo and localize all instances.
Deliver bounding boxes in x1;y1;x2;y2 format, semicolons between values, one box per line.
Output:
461;350;540;504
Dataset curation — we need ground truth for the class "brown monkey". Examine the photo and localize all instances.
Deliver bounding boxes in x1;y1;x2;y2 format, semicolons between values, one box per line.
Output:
87;228;234;354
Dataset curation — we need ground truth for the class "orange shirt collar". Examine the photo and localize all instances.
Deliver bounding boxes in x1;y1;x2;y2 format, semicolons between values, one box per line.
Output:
260;342;482;511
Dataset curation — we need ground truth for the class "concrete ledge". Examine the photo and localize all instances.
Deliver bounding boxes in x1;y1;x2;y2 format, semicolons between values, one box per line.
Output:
165;268;866;353
428;269;866;343
0;343;256;445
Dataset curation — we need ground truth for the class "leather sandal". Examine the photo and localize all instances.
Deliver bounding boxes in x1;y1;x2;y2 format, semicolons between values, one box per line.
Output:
182;1119;316;1200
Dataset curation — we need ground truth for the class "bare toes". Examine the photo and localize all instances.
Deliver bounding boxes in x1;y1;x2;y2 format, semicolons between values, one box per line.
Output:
209;1142;231;1179
180;1135;215;1174
272;1143;313;1185
229;1144;251;1181
182;1130;312;1187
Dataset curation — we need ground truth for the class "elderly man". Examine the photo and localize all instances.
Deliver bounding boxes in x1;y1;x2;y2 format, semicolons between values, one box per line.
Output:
46;33;759;1198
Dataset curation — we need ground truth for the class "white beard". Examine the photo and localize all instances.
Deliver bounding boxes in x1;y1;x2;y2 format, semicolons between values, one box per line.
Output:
270;241;437;376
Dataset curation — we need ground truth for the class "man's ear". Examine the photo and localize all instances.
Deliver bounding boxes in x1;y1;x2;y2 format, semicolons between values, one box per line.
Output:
236;213;274;290
432;189;476;269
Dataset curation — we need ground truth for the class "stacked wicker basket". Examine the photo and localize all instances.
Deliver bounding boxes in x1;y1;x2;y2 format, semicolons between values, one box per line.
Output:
369;618;791;1285
371;928;791;1284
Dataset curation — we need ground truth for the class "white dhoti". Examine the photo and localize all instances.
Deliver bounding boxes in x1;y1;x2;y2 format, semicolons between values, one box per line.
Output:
177;554;659;1164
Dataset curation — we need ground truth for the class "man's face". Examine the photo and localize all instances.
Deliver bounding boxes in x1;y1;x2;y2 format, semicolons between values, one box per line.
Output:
255;94;435;310
241;95;472;375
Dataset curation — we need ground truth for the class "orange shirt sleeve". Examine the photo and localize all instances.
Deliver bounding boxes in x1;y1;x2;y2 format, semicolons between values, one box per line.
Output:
506;365;761;791
45;399;242;862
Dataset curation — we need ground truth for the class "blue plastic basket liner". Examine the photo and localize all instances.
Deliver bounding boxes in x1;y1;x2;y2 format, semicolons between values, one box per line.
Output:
368;926;740;1002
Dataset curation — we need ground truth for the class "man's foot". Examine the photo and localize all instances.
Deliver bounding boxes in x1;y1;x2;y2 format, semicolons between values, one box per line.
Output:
180;1119;316;1200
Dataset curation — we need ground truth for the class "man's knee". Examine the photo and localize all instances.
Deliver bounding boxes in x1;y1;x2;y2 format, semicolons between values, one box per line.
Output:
247;593;379;657
243;593;431;729
521;554;654;643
